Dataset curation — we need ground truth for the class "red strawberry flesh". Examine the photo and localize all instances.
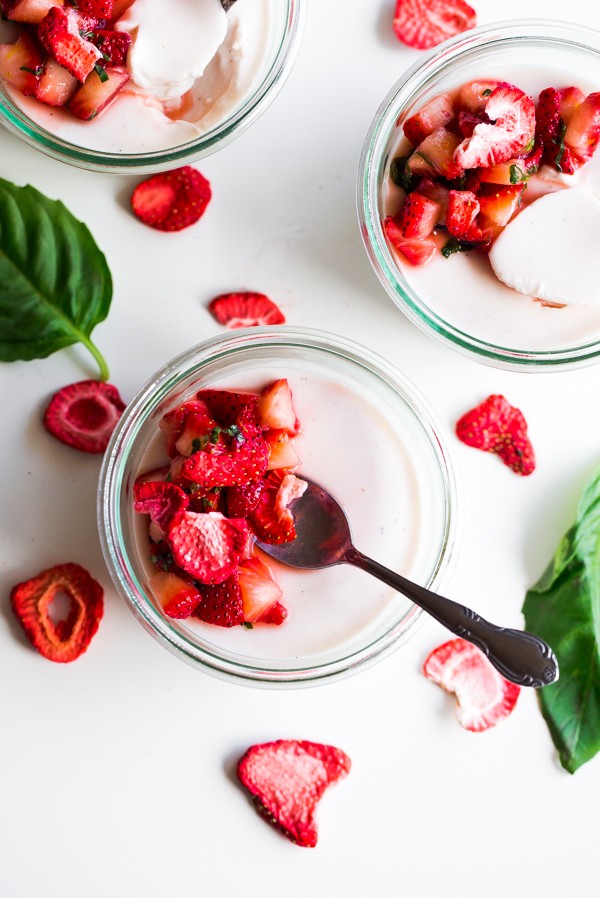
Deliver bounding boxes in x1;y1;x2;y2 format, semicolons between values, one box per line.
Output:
454;84;536;170
43;379;125;453
455;394;535;475
208;292;285;328
131;166;212;232
393;0;476;50
167;511;250;584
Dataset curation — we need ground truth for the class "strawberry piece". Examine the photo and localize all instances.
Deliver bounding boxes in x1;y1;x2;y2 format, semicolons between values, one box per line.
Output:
78;0;113;16
423;638;521;731
397;191;441;239
403;92;455;146
108;0;134;19
8;0;62;23
11;562;103;663
43;379;125;453
35;56;78;107
226;479;265;517
392;0;476;50
133;480;190;537
457;80;501;114
38;6;102;82
536;87;561;152
454;85;536;170
90;29;131;66
250;472;307;545
68;64;129;120
456;110;485;139
150;571;201;619
208;292;285;328
197;389;260;433
383;215;436;266
0;32;42;96
477;144;542;185
180;435;269;490
257;378;299;435
237;740;351;847
415;178;450;223
477;184;524;228
455;394;535;475
564;91;600;167
131;166;211;232
159;399;215;458
259;600;288;625
238;556;285;623
446;190;490;244
167;511;249;584
193;572;245;627
408;127;463;179
264;429;299;470
558;86;585;125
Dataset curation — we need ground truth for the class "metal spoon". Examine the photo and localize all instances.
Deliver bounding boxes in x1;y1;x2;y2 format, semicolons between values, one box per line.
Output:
256;477;558;688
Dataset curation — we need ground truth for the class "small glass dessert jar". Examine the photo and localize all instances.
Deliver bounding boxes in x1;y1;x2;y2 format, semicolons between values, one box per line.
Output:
98;327;458;687
358;20;600;370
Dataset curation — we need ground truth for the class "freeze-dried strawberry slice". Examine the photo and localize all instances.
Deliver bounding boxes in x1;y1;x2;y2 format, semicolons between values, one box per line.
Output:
131;166;211;232
133;480;190;537
454;84;536;170
167;511;249;583
237;740;351;847
180;435;269;490
38;6;102;82
393;0;476;50
455;394;535;475
43;380;126;453
11;562;103;662
208;292;285;328
250;472;307;545
193;572;245;627
423;638;520;731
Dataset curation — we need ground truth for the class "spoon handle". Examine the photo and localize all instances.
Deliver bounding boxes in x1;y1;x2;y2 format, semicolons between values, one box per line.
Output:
345;547;558;688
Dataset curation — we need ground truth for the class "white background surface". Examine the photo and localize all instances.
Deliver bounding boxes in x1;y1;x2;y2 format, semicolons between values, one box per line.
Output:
2;2;600;896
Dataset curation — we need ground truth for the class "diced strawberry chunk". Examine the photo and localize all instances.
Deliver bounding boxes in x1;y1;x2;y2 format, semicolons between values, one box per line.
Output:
226;479;265;517
180;435;269;490
0;32;42;96
454;84;536;170
415;178;450;224
150;571;201;619
78;0;113;16
159;399;215;458
250;472;307;545
446;190;490;244
393;0;476;50
237;556;285;623
397;191;441;239
564;91;600;166
478;184;524;227
90;28;131;66
403;92;455;147
423;638;521;732
478;145;542;185
457;79;501;114
558;86;585;124
264;429;299;471
67;64;129;119
193;573;245;627
408;127;463;179
38;6;103;82
456;110;485;138
35;56;77;106
8;0;62;23
167;511;250;584
383;215;436;266
196;389;260;432
257;379;299;436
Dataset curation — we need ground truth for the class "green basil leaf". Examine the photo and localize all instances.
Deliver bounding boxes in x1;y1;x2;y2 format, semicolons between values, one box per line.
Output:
0;177;112;379
522;468;600;773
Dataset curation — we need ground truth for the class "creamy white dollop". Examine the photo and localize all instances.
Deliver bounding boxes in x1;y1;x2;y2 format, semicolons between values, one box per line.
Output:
489;188;600;306
117;0;228;101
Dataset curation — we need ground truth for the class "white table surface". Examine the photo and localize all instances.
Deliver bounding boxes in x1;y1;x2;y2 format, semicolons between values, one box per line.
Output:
2;2;600;895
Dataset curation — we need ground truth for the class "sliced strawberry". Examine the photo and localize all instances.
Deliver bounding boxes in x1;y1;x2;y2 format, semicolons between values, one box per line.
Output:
77;0;113;16
264;429;299;471
536;87;561;152
446;190;490;244
68;64;129;120
237;740;351;847
423;638;521;731
257;379;299;436
196;389;260;432
250;472;307;545
454;84;536;170
131;166;212;232
457;80;501;114
11;562;103;663
564;91;600;167
35;56;77;106
408;127;463;179
383;215;436;266
238;556;285;623
159;399;215;458
397;191;441;239
90;29;131;66
558;86;585;125
477;184;524;228
38;6;102;82
8;0;62;23
193;572;245;627
0;32;42;96
455;394;535;475
392;0;476;50
180;435;269;490
403;92;455;146
150;571;201;619
43;379;125;453
167;511;250;584
226;479;265;517
133;480;190;537
208;292;285;328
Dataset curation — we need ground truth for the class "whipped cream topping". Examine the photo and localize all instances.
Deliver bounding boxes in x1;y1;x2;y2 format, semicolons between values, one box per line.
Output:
117;0;228;101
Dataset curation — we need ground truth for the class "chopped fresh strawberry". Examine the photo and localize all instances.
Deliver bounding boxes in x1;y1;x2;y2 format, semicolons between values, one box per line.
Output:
8;0;62;23
193;573;245;627
159;399;215;458
397;191;441;239
403;92;455;146
478;184;524;228
237;740;351;847
133;480;190;538
131;166;212;232
250;472;307;544
108;0;134;19
11;562;103;662
455;394;535;475
408;127;463;178
167;511;250;584
257;379;299;436
35;56;77;106
415;178;450;224
259;600;288;625
196;389;260;432
150;571;201;619
264;429;299;471
446;190;490;244
43;379;125;453
77;0;113;16
383;215;436;265
392;0;476;50
423;638;521;731
458;80;501;114
536;87;561;151
180;435;269;490
68;64;129;119
226;479;265;518
38;6;102;82
558;86;585;124
564;91;600;167
208;291;285;328
90;29;131;66
456;110;485;139
0;32;42;95
454;84;536;170
478;144;542;185
237;556;285;623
